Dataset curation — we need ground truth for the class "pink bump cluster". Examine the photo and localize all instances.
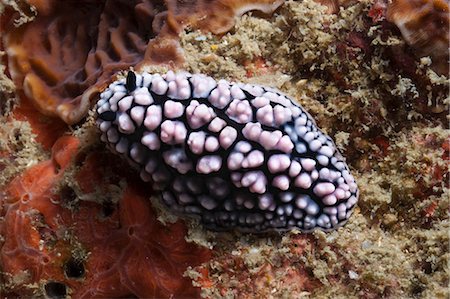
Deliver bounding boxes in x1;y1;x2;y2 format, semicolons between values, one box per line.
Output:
96;71;359;232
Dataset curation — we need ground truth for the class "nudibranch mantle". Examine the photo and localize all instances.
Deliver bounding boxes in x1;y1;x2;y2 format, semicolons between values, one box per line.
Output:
96;71;358;232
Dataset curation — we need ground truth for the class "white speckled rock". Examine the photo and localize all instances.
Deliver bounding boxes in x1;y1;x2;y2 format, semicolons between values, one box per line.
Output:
96;71;359;232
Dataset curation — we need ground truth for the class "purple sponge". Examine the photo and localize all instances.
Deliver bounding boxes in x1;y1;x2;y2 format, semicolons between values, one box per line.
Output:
96;71;358;232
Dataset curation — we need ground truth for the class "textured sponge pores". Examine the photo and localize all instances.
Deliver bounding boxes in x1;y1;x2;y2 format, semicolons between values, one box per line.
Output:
96;71;358;232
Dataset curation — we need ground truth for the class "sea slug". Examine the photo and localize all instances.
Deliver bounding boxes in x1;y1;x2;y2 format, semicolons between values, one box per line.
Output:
96;71;358;232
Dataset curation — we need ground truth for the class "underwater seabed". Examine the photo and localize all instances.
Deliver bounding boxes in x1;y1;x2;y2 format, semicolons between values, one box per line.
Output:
0;0;448;298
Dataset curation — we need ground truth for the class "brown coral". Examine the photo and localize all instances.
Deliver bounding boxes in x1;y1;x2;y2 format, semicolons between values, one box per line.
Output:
164;0;283;34
1;0;283;124
0;135;211;298
387;0;449;75
11;97;67;150
2;0;167;125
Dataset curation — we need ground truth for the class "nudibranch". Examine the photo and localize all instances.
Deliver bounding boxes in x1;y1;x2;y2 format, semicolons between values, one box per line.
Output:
96;71;358;232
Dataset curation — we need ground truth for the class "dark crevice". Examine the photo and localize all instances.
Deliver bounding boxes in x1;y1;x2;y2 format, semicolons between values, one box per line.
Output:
64;258;85;279
44;282;67;299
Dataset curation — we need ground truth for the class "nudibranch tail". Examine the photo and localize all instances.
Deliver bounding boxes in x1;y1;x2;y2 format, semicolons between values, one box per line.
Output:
96;71;358;232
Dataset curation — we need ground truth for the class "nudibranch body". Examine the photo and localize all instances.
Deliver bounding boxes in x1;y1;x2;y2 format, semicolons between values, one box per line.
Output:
96;71;358;232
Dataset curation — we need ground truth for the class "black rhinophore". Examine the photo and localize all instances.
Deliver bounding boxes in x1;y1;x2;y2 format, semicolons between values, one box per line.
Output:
126;71;137;92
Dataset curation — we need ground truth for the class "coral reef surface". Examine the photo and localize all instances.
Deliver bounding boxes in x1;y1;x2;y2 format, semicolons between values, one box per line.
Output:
0;0;448;298
2;0;283;124
1;128;211;298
